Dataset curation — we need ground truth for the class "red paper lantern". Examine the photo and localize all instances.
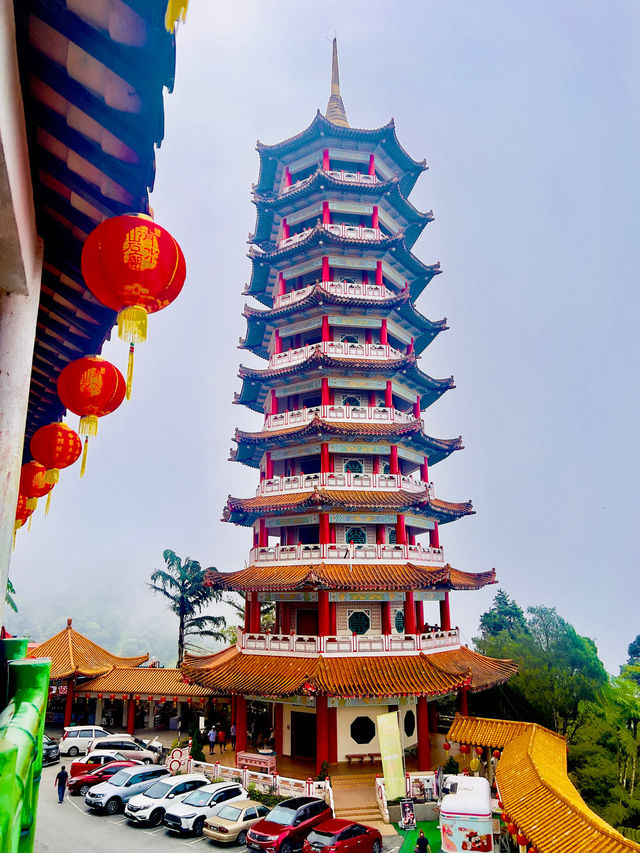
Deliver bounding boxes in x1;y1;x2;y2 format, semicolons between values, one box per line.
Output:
19;461;54;513
460;743;470;755
81;214;186;398
517;833;527;845
443;741;451;751
475;746;484;757
57;356;126;475
15;494;34;530
30;422;82;484
507;823;516;835
493;749;501;759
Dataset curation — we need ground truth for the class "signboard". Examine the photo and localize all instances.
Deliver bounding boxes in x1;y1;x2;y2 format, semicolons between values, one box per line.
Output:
258;592;318;602
328;315;381;329
328;256;376;270
328;696;411;708
328;377;386;389
400;799;416;831
328;442;390;455
414;591;446;601
270;444;321;460
329;513;396;524
329;591;405;602
265;514;319;527
404;514;435;531
275;380;321;397
377;711;405;800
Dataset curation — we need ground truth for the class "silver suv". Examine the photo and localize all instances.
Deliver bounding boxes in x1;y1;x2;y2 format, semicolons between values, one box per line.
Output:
85;764;170;815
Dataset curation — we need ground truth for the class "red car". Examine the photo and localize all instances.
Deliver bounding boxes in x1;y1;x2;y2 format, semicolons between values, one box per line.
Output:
67;761;138;796
303;821;382;853
247;797;333;853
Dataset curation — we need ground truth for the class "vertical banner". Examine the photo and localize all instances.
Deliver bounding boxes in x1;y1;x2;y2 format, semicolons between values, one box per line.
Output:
377;711;405;800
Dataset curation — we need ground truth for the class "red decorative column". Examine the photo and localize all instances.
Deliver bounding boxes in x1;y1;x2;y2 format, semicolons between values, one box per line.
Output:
236;695;248;752
382;601;392;635
321;377;330;405
413;399;421;419
63;677;74;727
265;452;274;479
328;706;338;764
259;518;268;546
322;148;330;170
284;167;292;187
127;696;136;735
278;273;286;296
380;318;388;345
329;602;337;635
415;600;424;632
250;591;260;633
421;456;429;483
375;261;383;287
371;205;379;229
319;514;330;544
440;591;451;631
376;524;385;545
318;590;329;636
275;703;283;754
385;380;393;407
321;443;331;473
282;218;289;240
368;154;375;175
429;522;440;548
457;687;469;717
273;330;282;354
417;696;430;770
244;595;251;632
322;201;331;225
321;315;332;342
315;695;329;773
322;256;330;281
389;445;399;475
404;589;417;634
396;513;407;545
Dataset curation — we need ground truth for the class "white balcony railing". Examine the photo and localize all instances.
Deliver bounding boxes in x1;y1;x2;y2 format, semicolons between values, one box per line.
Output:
279;223;382;249
237;627;460;657
280;170;378;196
264;404;417;431
257;472;432;497
273;279;394;310
269;340;400;370
248;542;445;566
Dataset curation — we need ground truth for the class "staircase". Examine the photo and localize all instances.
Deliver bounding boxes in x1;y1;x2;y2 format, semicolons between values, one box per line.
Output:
331;774;382;826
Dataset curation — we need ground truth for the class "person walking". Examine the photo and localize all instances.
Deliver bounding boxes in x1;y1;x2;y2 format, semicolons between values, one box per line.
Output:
217;727;227;753
414;830;431;853
230;722;236;751
208;725;217;755
54;766;68;803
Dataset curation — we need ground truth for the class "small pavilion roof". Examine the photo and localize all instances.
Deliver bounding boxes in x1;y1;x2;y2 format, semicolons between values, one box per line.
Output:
205;563;496;593
79;667;213;698
446;715;640;852
27;618;148;680
223;487;473;527
231;417;463;468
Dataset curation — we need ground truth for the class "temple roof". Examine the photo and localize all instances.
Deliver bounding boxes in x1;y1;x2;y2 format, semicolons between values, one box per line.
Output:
27;618;148;680
181;644;515;699
205;563;496;593
223;487;473;526
447;715;640;852
79;667;213;697
232;417;463;468
235;351;454;413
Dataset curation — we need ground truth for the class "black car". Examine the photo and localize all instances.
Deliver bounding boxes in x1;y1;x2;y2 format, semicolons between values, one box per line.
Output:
42;734;60;765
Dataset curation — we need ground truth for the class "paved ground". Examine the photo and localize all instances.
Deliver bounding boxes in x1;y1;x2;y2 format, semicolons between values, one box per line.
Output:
35;764;403;853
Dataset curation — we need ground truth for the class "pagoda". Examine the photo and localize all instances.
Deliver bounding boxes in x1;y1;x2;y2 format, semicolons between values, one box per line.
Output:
183;41;516;772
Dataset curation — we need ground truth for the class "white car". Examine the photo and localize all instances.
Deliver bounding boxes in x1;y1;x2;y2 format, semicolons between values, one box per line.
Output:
163;782;248;836
59;725;112;756
124;773;210;826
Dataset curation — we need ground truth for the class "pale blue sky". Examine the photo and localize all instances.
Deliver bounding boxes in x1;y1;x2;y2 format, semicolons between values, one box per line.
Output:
8;1;640;672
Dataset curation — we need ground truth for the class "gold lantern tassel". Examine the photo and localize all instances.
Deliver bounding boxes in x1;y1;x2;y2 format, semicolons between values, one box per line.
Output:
126;343;135;401
27;514;32;531
26;497;38;511
13;520;22;550
118;306;148;343
45;468;60;485
45;490;53;516
79;415;99;436
80;437;89;478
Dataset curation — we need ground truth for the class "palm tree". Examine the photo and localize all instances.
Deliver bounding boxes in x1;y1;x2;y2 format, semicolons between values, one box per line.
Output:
148;549;226;664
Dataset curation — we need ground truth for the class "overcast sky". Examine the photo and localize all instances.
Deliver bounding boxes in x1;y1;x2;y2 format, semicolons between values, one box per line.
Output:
8;0;640;672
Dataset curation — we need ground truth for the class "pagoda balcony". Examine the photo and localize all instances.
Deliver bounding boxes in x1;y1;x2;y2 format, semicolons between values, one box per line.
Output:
264;403;417;431
248;542;445;566
281;170;379;196
269;340;402;369
273;279;394;310
236;626;461;657
278;223;382;249
256;471;432;497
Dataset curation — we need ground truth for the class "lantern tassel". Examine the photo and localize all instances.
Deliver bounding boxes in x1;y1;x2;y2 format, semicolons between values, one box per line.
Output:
26;497;38;511
45;490;53;516
45;468;60;485
79;415;99;437
27;514;32;531
118;305;148;343
80;437;89;478
126;343;135;401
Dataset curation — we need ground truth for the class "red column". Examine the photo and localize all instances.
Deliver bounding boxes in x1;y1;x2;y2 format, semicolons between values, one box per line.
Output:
319;590;329;637
281;602;290;634
417;696;430;770
322;148;330;170
315;695;329;773
375;261;383;287
322;256;330;282
127;696;136;735
275;703;283;754
236;695;247;752
407;337;414;355
404;589;417;634
371;205;379;229
282;218;289;239
380;318;388;345
321;377;330;405
270;393;279;415
284;167;292;187
259;518;268;546
368;389;377;407
322;201;331;224
265;452;274;479
376;524;386;545
440;591;451;631
63;678;74;727
278;273;286;296
396;513;407;545
329;523;336;543
385;380;393;407
415;600;424;632
365;328;372;344
429;522;440;548
250;592;260;633
328;706;338;764
273;330;282;354
458;687;469;717
319;514;330;544
368;154;375;176
413;399;421;419
421;456;429;483
321;443;330;473
382;601;392;635
389;445;399;475
321;315;331;341
329;602;337;635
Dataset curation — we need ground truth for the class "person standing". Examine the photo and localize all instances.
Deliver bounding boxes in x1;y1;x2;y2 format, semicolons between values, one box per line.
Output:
217;727;227;753
208;725;217;755
54;766;68;803
414;830;431;853
230;722;236;751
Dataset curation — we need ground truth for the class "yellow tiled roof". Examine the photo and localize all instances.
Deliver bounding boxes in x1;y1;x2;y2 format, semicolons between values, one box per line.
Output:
429;646;517;692
27;619;148;680
446;715;640;853
79;667;213;697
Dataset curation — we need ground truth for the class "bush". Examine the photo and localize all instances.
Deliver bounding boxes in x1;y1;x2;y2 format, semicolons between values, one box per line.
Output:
189;723;206;763
247;782;288;808
443;756;460;775
316;761;331;781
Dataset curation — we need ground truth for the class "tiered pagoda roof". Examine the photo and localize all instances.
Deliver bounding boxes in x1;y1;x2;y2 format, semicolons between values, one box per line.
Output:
80;667;213;698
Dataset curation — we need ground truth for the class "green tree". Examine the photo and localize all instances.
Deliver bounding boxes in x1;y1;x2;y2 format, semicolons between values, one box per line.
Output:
628;637;640;665
477;589;529;640
5;579;17;613
148;549;226;664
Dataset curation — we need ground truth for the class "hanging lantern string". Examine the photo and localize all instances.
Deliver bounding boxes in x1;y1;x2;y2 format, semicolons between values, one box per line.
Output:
80;437;89;478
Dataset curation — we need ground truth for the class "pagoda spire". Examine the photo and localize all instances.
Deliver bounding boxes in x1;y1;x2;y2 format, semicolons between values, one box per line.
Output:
325;37;349;128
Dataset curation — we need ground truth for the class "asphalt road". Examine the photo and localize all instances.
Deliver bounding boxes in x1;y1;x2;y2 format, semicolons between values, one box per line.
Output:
35;765;402;853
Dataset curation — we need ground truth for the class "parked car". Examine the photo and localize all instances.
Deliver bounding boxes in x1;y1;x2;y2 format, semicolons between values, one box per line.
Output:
42;734;60;765
303;821;382;853
203;799;270;845
84;764;170;815
87;735;162;764
70;750;133;777
163;782;248;836
247;797;334;853
59;725;112;756
124;773;209;826
68;761;139;796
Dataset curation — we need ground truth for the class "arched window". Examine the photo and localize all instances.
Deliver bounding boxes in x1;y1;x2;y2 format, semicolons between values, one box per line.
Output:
341;334;359;344
346;527;366;544
344;459;364;474
342;394;361;408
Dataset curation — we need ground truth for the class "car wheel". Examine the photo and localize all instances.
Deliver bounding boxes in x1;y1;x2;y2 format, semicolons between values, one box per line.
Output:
372;841;381;853
68;746;79;757
142;758;152;764
79;785;90;797
280;841;292;853
105;798;121;816
237;830;248;846
149;809;164;827
193;817;205;836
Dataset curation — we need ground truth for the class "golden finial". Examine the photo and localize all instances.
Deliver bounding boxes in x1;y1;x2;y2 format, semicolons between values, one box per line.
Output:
325;37;349;128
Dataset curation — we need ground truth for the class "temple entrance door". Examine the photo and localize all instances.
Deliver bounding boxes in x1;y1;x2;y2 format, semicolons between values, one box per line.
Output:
296;609;318;636
291;711;316;760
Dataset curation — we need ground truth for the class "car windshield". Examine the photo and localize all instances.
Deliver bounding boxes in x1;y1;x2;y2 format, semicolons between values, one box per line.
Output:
307;831;339;847
108;771;131;787
144;781;172;799
266;806;297;826
216;806;242;821
183;789;212;807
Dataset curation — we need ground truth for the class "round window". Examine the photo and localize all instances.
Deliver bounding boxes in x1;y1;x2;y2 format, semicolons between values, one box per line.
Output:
404;710;416;738
348;610;371;635
395;610;405;633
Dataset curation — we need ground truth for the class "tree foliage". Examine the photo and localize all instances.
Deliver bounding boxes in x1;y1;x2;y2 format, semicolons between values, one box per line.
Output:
477;589;528;639
148;549;226;664
5;579;17;613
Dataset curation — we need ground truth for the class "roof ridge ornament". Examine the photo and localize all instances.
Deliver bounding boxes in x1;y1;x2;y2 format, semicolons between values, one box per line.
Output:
325;37;349;128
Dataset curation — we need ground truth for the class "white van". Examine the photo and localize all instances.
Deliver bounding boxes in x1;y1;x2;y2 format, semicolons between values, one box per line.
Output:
59;725;112;756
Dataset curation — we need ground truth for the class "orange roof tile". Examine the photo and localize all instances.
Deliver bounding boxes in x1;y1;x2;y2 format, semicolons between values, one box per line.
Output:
207;563;496;593
427;646;517;692
447;714;530;748
27;618;148;680
80;667;213;697
235;417;423;443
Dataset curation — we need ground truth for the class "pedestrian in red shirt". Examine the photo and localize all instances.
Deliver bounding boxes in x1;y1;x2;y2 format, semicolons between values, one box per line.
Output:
217;728;227;753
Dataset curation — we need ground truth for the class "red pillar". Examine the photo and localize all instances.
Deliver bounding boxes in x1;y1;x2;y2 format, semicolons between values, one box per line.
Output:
404;589;417;634
375;261;383;287
321;443;330;473
278;273;286;296
396;513;407;545
315;695;329;773
385;380;393;407
322;148;330;170
236;695;248;752
273;330;282;354
282;218;289;240
371;205;379;229
380;318;388;345
417;696;430;770
458;688;469;717
319;514;330;544
413;399;421;419
368;154;375;176
265;452;274;479
382;601;392;635
329;602;337;635
322;201;331;225
429;522;440;548
415;600;424;632
63;678;74;727
365;328;372;344
421;456;429;483
275;703;283;754
376;524;386;545
407;337;414;355
322;256;330;282
250;592;260;633
321;315;331;342
284;167;292;187
368;389;377;407
322;377;331;405
270;393;279;416
259;518;268;546
440;591;451;631
389;445;399;475
328;706;338;764
318;590;329;636
127;696;136;735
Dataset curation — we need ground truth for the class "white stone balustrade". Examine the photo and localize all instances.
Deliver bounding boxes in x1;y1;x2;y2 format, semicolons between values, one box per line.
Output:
236;626;461;657
279;223;382;249
269;340;400;369
264;404;417;431
273;279;394;310
248;542;445;566
256;471;432;496
279;169;378;196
